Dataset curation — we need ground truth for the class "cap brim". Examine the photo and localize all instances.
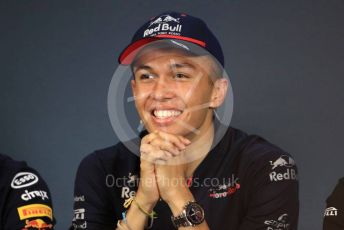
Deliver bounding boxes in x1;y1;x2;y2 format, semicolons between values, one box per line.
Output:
118;35;206;65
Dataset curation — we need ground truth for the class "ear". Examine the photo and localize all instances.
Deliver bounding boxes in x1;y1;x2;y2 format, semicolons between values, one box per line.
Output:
209;78;228;108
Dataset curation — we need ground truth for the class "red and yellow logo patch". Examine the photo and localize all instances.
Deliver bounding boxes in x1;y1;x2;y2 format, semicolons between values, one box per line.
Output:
22;218;53;229
17;204;53;220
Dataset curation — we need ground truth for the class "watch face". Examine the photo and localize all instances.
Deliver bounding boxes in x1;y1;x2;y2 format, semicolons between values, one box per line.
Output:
185;202;205;225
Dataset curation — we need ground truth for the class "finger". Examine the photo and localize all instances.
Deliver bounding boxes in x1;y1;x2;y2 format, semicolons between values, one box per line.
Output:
149;138;180;156
141;131;160;144
143;131;186;152
163;150;173;158
158;132;192;149
141;143;175;161
140;143;155;157
154;159;167;165
140;144;158;163
141;146;170;163
178;136;191;145
154;149;170;161
154;131;189;150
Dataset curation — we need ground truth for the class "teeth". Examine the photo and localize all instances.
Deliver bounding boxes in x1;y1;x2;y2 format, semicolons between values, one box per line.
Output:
153;110;181;118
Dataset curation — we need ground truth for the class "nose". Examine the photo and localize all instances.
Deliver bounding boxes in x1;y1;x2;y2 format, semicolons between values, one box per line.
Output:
151;76;174;100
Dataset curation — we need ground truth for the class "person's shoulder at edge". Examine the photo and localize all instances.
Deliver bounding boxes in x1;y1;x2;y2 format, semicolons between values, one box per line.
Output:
0;153;28;177
229;126;297;169
0;153;45;187
337;177;344;186
0;152;54;192
0;153;56;229
327;177;344;202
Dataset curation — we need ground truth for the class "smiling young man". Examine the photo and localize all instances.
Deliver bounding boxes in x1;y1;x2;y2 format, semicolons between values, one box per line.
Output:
71;12;299;230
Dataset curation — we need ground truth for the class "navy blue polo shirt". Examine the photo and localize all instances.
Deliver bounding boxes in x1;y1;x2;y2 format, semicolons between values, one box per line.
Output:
71;125;299;230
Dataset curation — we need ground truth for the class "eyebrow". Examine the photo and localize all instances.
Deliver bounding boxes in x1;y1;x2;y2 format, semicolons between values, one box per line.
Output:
133;62;196;74
133;65;152;74
170;62;196;70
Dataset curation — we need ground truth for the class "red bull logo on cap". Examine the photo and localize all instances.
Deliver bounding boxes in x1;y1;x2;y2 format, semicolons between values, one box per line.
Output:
144;14;182;37
149;14;180;27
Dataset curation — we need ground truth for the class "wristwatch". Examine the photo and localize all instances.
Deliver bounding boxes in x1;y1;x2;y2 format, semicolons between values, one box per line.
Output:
171;201;205;228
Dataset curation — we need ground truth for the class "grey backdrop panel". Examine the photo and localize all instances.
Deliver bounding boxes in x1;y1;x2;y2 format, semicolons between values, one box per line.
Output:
0;0;343;229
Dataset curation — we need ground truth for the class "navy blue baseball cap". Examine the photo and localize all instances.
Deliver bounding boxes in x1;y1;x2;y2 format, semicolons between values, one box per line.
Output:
118;11;224;67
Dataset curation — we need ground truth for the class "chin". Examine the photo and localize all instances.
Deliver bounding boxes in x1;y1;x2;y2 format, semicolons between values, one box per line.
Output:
145;122;187;135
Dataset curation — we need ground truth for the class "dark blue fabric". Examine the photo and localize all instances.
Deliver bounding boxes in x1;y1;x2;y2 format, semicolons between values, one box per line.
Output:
0;154;56;230
71;126;299;230
119;11;225;67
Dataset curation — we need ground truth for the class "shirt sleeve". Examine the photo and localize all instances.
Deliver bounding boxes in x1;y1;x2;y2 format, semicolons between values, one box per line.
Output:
239;152;299;230
323;178;344;230
70;152;117;230
3;167;56;230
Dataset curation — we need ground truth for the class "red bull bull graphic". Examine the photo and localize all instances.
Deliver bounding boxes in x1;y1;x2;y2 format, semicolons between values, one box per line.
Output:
149;14;180;27
22;218;53;229
269;155;297;182
270;155;295;170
